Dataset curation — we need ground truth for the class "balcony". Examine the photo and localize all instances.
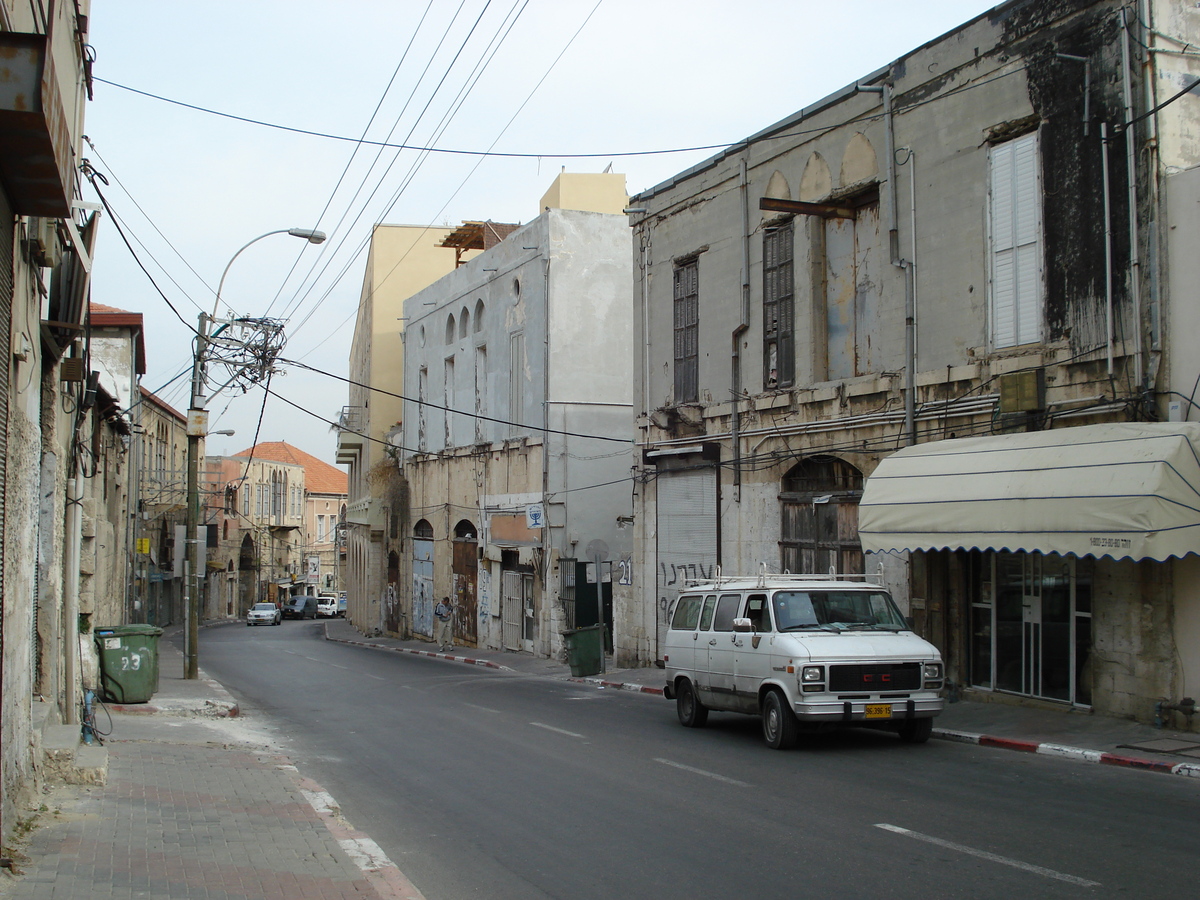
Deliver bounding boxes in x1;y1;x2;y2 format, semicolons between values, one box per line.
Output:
336;405;365;464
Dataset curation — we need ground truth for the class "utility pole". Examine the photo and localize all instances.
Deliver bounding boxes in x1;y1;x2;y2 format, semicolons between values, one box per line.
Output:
182;226;325;679
185;312;209;680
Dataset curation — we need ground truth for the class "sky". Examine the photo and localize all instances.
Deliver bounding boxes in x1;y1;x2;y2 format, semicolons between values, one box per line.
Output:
84;0;1000;463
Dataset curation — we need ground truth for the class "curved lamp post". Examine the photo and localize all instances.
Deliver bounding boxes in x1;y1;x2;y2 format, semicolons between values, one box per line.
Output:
185;227;326;679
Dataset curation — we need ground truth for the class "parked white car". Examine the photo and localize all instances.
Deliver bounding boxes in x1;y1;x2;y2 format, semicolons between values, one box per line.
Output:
663;572;944;749
246;602;281;626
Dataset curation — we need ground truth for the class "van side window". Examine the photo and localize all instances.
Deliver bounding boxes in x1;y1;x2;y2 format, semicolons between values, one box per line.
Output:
746;594;772;632
671;595;702;630
698;595;718;630
712;594;741;631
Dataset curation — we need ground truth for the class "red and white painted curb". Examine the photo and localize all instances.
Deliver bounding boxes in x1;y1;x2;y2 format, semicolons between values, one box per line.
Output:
933;728;1200;778
330;634;514;671
567;675;664;696
270;757;427;900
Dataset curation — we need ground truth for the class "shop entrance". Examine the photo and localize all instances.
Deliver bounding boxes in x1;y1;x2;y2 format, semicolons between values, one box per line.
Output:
971;551;1092;705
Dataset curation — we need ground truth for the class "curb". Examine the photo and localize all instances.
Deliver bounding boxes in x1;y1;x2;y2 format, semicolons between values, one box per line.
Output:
933;728;1200;778
325;632;514;672
269;754;427;900
568;675;664;696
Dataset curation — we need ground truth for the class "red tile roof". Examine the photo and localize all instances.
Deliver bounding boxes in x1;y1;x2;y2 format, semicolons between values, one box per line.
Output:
233;442;347;495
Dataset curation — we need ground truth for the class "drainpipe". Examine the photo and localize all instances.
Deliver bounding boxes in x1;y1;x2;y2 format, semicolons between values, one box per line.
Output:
63;476;82;725
860;81;916;445
1121;7;1144;391
1101;122;1115;377
732;154;751;499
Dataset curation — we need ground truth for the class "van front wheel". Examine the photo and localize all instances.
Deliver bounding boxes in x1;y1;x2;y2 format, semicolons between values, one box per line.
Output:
898;716;933;744
762;689;799;749
676;680;708;728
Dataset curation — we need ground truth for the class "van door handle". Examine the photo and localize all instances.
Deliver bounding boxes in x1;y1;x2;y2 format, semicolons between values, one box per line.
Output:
709;639;717;646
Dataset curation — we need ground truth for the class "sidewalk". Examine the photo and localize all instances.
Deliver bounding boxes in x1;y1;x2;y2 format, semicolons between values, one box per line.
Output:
4;622;1197;900
0;628;424;900
324;618;1200;778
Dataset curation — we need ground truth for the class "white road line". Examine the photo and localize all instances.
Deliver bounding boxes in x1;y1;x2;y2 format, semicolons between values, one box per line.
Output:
366;674;385;681
874;824;1101;888
530;722;585;738
330;664;349;669
464;703;501;714
653;758;752;787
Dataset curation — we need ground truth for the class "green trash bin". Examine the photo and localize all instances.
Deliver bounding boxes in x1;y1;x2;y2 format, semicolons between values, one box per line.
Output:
563;624;604;677
94;624;163;703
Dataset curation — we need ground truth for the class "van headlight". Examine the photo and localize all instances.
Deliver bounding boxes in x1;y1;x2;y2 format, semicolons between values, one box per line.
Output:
923;662;943;687
800;666;825;692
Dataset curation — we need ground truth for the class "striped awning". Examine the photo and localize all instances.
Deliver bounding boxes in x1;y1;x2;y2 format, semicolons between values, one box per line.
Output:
858;422;1200;562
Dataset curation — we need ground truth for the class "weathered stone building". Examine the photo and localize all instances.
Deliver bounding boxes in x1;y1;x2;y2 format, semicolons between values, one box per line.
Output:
0;1;99;841
628;0;1200;728
397;174;634;660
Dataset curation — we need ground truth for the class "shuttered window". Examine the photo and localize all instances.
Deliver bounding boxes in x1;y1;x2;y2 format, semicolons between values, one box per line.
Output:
989;131;1043;349
763;220;795;389
673;259;699;403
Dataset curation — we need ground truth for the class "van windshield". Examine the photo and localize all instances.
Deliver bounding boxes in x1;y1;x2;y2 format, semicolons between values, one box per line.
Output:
771;590;907;632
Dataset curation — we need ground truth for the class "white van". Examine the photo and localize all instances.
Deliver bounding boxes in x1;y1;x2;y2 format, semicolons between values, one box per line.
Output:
662;572;944;749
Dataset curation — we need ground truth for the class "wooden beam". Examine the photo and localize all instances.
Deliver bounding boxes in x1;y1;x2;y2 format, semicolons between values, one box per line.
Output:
759;197;857;219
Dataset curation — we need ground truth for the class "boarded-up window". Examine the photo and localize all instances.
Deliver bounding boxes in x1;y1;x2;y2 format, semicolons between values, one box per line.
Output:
763;220;795;389
780;456;864;575
673;259;699;403
824;195;881;380
990;131;1042;349
509;332;524;436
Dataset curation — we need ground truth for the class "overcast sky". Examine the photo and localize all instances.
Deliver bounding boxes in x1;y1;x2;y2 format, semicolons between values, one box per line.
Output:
84;0;999;462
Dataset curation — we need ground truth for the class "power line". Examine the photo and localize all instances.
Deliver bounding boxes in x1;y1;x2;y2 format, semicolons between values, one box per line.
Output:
279;355;633;448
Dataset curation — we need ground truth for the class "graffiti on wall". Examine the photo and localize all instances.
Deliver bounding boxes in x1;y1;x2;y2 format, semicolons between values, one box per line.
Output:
477;567;492;622
657;561;715;623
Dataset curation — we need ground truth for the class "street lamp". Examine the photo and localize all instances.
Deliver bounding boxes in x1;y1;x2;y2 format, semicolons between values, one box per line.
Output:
184;227;327;679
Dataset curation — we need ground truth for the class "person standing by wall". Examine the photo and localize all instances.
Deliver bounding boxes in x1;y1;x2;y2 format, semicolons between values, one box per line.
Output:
435;596;454;652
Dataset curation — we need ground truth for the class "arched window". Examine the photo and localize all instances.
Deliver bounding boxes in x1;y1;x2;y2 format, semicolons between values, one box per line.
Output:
454;519;477;540
414;519;434;539
459;307;470;338
473;299;484;333
445;314;456;345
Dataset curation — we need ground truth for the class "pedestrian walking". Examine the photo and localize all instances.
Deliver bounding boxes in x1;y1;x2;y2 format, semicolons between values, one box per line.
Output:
435;596;454;651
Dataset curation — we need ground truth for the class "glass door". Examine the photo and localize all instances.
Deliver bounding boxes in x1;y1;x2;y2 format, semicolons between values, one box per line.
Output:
972;551;1091;706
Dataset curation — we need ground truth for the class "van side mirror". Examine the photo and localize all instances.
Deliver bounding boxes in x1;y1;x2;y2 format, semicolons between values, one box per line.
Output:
733;618;753;633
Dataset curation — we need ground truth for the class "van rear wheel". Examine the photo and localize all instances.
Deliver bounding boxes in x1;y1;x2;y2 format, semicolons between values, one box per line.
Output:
762;689;799;749
676;679;708;728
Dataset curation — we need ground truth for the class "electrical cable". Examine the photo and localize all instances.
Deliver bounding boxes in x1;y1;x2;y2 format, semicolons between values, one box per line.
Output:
278;355;631;443
260;0;441;318
279;0;522;330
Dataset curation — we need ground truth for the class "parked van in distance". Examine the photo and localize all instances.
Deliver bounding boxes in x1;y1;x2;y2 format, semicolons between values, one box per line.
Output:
282;595;317;619
662;571;944;749
316;594;339;618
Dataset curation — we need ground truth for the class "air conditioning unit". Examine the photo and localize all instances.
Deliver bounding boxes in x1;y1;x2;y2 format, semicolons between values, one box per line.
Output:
998;368;1046;413
24;217;61;269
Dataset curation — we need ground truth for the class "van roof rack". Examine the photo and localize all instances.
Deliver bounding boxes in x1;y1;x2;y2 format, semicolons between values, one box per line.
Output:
681;564;875;589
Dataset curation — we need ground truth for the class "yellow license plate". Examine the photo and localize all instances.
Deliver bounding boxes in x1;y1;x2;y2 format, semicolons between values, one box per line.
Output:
865;703;892;719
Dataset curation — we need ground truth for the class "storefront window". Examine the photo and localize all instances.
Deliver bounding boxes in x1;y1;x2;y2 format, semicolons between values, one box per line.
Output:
969;550;1092;706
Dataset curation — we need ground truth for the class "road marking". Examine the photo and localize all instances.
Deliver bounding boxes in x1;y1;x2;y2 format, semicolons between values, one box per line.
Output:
366;674;385;681
464;703;501;714
653;758;751;787
530;722;584;738
330;664;349;670
874;824;1101;887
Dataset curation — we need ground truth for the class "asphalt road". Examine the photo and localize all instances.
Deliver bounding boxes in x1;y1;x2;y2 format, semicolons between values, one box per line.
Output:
195;622;1198;900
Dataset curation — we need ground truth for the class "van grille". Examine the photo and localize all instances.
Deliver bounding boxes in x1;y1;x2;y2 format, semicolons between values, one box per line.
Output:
829;662;920;691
